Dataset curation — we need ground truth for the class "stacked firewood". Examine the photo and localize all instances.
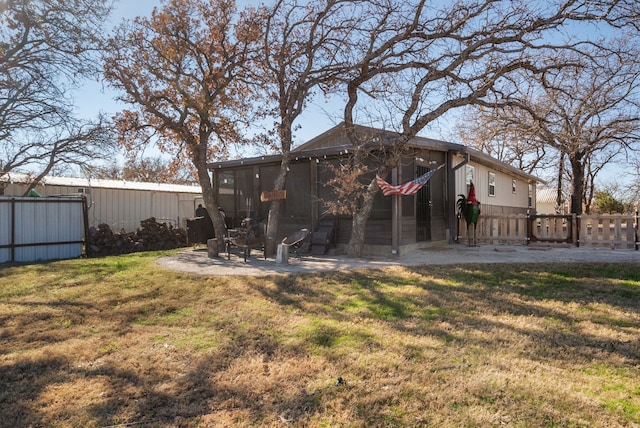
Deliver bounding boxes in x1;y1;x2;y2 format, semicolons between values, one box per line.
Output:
88;217;187;256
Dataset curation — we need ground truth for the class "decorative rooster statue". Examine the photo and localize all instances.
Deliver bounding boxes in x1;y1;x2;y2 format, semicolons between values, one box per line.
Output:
457;182;481;246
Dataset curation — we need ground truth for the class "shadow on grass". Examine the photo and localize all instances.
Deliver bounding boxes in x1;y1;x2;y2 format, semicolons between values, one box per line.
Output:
1;260;639;426
255;263;640;365
0;331;322;426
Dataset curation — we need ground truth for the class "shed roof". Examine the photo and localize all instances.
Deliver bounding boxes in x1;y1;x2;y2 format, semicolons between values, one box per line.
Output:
537;186;563;204
2;172;203;194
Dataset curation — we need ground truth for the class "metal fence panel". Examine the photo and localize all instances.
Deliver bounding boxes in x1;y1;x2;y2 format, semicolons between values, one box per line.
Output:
0;200;11;262
0;197;86;263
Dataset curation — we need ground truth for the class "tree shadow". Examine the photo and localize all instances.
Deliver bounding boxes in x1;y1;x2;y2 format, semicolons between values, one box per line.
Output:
1;261;638;426
254;263;640;366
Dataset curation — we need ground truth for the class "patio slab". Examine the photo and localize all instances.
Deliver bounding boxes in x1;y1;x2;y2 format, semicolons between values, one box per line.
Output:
156;244;640;277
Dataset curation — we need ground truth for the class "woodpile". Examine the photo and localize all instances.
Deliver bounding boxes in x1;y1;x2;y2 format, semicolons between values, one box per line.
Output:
88;217;187;256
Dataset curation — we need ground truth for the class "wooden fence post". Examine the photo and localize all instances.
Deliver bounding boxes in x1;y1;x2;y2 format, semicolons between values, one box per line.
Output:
526;210;531;246
633;210;639;251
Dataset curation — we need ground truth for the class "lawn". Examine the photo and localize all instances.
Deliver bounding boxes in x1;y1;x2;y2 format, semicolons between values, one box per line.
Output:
1;251;639;427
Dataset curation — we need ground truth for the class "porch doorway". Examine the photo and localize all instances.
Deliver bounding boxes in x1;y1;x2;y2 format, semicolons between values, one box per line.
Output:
416;165;432;241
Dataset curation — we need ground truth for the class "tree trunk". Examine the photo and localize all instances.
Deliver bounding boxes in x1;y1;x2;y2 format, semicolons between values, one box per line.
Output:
569;154;585;215
265;115;293;256
193;141;226;253
196;172;226;252
265;153;290;256
347;209;367;257
346;177;378;257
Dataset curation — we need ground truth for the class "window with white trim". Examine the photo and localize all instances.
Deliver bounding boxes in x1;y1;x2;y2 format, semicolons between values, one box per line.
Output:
465;165;475;194
488;172;496;197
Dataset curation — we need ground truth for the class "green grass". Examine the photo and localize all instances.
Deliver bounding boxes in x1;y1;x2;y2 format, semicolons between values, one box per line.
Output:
0;252;639;427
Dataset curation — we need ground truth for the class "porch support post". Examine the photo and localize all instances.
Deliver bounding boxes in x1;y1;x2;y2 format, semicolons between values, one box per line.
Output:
391;167;400;255
446;151;457;244
311;159;318;230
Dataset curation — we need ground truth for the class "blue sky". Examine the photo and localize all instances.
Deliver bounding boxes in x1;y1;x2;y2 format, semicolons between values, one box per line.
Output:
72;0;626;188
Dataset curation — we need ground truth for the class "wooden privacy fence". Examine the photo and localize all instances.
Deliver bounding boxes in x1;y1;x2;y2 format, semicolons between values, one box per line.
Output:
0;196;89;263
457;212;640;249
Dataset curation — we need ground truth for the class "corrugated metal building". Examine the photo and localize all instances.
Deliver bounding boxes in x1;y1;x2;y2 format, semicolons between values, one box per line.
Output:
2;174;203;232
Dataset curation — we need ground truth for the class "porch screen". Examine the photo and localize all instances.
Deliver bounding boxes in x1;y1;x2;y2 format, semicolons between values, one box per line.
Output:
235;168;255;219
258;163;311;222
217;172;235;218
284;162;311;219
401;160;415;217
317;161;390;220
258;165;279;219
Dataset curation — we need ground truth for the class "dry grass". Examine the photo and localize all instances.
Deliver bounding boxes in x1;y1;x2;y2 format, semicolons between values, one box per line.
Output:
1;251;639;427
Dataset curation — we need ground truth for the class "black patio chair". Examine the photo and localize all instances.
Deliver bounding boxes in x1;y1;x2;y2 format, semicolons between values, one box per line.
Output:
281;228;310;255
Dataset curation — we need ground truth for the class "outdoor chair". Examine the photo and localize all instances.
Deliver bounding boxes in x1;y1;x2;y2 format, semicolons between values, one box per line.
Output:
281;228;310;255
225;218;266;262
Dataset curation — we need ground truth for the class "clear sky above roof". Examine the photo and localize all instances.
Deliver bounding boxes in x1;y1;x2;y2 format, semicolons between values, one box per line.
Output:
73;0;626;187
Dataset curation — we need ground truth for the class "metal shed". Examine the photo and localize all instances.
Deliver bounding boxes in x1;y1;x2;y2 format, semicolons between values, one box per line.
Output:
1;174;203;232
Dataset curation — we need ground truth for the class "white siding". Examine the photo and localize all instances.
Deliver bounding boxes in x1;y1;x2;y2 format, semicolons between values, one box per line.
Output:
453;154;533;214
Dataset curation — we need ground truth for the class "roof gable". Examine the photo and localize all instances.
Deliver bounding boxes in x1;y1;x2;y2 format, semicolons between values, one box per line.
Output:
209;123;542;183
293;123;398;152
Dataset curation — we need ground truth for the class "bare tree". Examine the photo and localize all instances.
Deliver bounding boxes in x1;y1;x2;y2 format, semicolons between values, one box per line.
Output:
470;43;640;215
623;157;640;208
103;0;260;250
249;0;358;254
0;0;115;194
331;0;638;256
456;108;554;176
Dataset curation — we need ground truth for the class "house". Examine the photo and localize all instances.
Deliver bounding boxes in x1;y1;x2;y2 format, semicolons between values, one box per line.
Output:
536;186;568;214
208;123;540;256
1;173;203;232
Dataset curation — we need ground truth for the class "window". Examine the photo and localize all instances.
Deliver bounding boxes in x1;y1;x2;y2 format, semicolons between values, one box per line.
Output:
465;165;475;185
465;165;476;196
488;172;496;197
528;183;533;207
512;179;517;194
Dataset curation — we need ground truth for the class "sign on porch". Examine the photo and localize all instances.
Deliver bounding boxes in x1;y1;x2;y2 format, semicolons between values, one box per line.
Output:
260;190;287;202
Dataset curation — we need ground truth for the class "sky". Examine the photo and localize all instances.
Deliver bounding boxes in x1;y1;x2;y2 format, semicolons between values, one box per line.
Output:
74;1;157;124
73;0;627;189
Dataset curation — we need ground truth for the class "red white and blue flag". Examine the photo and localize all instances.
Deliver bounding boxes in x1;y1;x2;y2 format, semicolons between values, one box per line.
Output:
376;164;444;196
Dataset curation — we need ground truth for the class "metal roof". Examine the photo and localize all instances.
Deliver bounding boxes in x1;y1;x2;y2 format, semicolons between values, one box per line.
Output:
207;123;542;183
2;172;203;193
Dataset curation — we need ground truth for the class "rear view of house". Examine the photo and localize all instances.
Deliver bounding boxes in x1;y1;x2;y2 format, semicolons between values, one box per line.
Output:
209;124;539;256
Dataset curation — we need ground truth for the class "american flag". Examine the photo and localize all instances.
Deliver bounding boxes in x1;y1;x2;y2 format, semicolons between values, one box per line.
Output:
376;164;444;196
